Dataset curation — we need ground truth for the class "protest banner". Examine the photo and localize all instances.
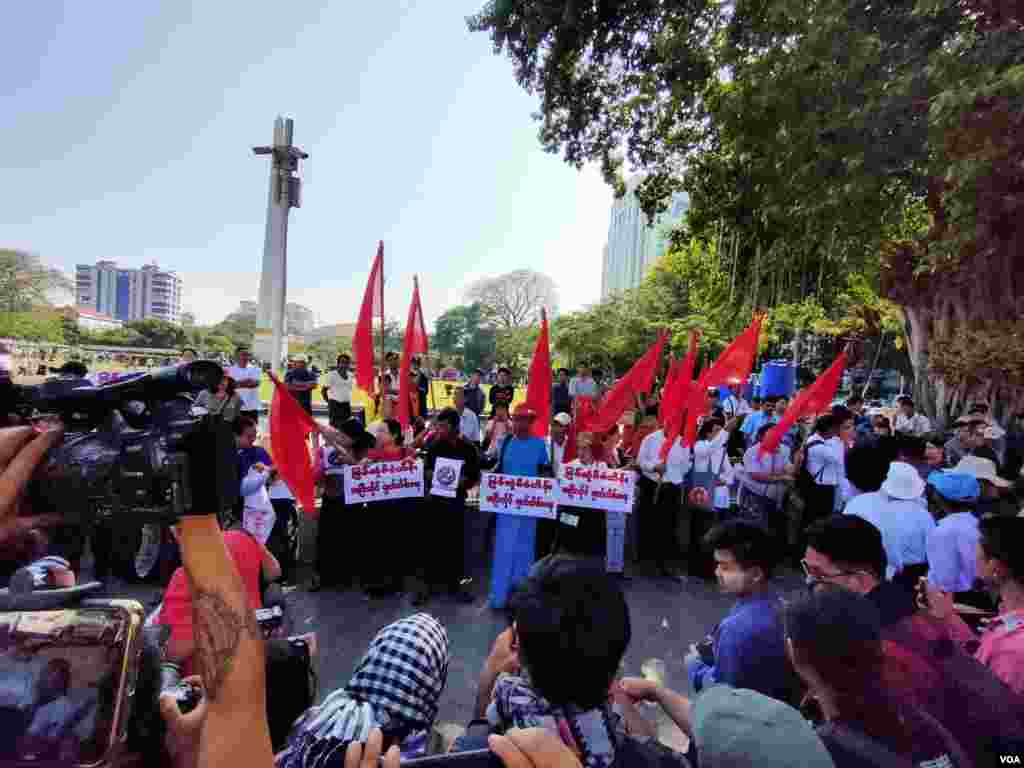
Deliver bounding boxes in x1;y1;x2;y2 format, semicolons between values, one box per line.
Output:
345;459;424;504
480;473;558;520
556;465;636;514
430;457;463;498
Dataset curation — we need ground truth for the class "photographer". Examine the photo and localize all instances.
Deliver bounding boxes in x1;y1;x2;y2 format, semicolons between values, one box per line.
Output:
0;416;276;766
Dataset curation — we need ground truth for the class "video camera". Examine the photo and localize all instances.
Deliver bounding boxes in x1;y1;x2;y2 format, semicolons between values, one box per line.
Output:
6;361;239;526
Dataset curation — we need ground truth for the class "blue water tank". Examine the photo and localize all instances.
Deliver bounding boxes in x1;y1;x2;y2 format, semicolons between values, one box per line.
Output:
760;361;797;398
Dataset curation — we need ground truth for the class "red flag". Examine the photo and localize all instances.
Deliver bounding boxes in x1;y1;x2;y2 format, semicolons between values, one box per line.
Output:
676;316;762;448
660;331;700;460
760;349;848;457
397;277;429;429
590;332;668;434
524;310;552;439
353;242;384;396
268;373;318;516
562;394;598;464
704;314;764;390
658;356;679;427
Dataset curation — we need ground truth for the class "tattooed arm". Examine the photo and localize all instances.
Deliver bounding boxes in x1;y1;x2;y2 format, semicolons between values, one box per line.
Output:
176;515;274;768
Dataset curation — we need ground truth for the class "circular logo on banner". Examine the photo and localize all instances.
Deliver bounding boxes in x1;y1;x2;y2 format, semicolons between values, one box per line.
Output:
437;465;458;489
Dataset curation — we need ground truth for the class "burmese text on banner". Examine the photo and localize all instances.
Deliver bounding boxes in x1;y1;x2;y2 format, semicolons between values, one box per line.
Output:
344;459;424;504
480;473;558;519
556;465;636;514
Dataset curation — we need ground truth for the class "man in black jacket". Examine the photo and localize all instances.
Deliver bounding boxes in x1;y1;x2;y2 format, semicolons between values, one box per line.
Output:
552;368;572;417
417;408;480;606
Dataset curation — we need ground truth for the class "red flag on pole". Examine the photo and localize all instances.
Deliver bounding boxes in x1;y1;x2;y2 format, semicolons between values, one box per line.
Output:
590;332;668;434
397;277;428;429
268;373;318;516
524;310;552;439
660;331;700;460
562;394;598;464
658;356;679;427
760;349;848;457
678;316;762;447
353;242;384;396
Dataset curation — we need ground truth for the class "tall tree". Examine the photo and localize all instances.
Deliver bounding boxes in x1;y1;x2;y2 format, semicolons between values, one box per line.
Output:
432;303;497;372
0;250;71;313
465;270;559;329
470;0;1024;422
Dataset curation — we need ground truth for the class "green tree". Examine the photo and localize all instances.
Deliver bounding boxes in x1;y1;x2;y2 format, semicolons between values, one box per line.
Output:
0;250;71;313
495;326;540;379
125;319;188;349
0;311;65;342
432;303;496;372
470;0;1024;423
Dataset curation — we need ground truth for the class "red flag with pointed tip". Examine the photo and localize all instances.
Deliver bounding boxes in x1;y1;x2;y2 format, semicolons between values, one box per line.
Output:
562;395;598;464
678;316;762;448
589;332;668;434
524;310;552;439
660;331;700;460
397;277;429;430
658;356;679;427
268;373;318;516
353;242;384;396
760;349;849;457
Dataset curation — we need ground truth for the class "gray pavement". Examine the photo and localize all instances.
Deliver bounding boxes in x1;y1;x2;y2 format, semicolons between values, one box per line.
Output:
89;505;802;750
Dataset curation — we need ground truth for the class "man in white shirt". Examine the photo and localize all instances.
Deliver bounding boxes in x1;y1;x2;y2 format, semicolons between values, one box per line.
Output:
228;345;262;420
801;415;845;521
321;353;354;428
453;387;481;444
637;416;692;581
845;461;935;583
569;364;598;399
925;471;982;594
893;395;931;436
547;412;571;472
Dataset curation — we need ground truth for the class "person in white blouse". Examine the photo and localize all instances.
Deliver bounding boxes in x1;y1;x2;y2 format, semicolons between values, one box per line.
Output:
691;415;740;506
739;423;794;527
798;414;845;525
558;432;609;559
637;416;692;581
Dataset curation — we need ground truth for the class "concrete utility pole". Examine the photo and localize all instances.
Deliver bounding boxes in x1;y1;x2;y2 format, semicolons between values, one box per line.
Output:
252;116;308;374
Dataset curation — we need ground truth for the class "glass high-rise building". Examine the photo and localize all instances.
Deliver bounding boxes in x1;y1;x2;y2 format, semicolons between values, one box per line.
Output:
600;177;689;299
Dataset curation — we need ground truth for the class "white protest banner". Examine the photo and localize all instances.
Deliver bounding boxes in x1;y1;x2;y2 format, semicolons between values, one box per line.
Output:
431;458;463;498
480;473;558;520
556;465;636;514
345;459;424;504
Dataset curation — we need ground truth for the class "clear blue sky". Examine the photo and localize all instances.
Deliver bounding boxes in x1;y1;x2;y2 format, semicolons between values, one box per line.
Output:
2;1;613;327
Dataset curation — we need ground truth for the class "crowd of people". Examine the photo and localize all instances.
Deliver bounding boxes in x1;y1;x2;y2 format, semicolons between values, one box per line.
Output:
3;346;1024;768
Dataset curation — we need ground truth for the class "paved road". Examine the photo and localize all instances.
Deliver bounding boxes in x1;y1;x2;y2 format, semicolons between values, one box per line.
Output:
89;507;802;748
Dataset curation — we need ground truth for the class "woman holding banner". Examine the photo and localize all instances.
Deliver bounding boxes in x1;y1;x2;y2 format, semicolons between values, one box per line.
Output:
363;419;413;597
558;432;607;559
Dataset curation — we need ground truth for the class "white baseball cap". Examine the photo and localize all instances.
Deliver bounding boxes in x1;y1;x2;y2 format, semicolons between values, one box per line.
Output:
552;412;572;426
881;461;926;500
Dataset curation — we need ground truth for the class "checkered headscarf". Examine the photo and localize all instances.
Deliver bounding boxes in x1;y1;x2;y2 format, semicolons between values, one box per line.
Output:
277;614;448;768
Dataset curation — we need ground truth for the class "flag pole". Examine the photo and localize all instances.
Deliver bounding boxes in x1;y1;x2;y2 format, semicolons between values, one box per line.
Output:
378;242;385;407
427;274;437;416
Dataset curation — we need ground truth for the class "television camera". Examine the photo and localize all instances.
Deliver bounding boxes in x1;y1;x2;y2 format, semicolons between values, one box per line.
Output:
5;361;239;529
